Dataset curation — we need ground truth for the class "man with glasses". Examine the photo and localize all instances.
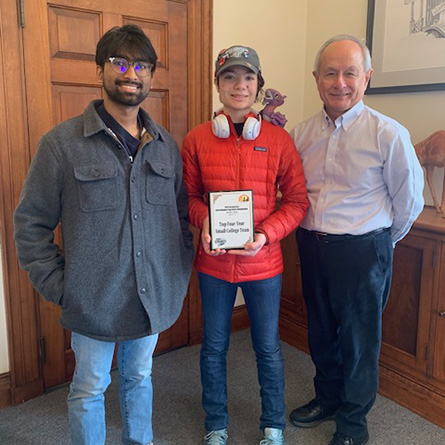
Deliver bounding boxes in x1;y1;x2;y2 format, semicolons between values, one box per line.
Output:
13;25;194;445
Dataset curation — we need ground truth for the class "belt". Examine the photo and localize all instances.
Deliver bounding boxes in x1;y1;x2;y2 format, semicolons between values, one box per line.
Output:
301;227;389;243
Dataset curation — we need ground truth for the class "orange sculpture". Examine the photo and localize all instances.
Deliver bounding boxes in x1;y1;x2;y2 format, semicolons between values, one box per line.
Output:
414;130;445;217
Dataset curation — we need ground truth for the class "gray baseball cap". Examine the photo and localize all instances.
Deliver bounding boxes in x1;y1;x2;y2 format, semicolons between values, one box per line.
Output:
214;45;261;77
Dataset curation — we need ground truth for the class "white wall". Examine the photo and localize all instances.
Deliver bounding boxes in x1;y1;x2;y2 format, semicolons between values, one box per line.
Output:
0;241;9;373
213;0;308;129
304;0;443;206
213;0;308;304
213;0;443;206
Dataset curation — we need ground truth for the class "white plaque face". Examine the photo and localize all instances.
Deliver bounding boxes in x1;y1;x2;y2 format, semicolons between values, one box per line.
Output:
208;190;254;250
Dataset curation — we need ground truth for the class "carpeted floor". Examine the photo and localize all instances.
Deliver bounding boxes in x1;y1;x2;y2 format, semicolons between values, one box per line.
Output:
0;329;444;444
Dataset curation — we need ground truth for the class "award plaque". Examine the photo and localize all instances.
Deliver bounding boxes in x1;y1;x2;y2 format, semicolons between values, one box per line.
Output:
208;190;254;250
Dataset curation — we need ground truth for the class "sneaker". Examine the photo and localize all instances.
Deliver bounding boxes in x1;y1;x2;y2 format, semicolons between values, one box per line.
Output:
290;398;338;428
204;428;228;445
259;427;284;445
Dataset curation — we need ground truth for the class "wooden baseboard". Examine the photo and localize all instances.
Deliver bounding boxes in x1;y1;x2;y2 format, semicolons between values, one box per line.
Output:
0;372;11;409
379;365;445;428
279;312;309;354
279;313;445;429
231;304;250;332
10;378;44;406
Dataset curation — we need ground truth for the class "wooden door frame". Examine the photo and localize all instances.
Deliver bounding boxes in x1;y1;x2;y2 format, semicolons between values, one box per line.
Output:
0;0;212;408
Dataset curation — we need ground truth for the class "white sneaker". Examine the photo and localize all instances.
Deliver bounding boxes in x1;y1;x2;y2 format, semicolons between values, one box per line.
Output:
259;427;284;445
204;428;228;445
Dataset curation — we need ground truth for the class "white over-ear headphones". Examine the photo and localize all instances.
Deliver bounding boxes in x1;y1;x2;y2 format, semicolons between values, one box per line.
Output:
212;111;261;140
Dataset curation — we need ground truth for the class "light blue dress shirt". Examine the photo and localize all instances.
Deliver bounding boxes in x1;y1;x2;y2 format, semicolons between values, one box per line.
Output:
290;101;424;245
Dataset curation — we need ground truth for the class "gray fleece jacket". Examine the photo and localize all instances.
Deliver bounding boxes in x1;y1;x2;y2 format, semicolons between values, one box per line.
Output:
14;100;194;341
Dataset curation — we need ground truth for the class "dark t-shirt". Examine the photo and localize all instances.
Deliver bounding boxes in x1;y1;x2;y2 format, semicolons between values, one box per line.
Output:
234;122;244;137
96;103;143;158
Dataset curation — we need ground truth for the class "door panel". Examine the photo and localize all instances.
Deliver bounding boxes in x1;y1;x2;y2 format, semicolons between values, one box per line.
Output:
24;0;189;389
280;230;306;321
48;6;101;62
52;85;102;123
380;234;434;374
432;245;445;381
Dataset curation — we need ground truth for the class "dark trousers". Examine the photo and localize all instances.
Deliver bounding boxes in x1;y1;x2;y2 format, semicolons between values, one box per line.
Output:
296;227;393;438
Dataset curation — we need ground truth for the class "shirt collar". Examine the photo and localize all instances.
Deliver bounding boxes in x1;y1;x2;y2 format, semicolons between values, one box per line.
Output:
320;100;365;132
83;100;164;142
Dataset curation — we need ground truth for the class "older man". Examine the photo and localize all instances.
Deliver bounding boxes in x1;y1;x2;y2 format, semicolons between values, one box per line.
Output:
289;35;424;445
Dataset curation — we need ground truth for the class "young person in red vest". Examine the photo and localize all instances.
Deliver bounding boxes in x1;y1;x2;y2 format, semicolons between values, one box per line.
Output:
182;45;308;445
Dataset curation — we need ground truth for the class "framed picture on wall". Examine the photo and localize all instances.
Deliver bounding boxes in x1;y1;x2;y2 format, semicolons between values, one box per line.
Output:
366;0;445;94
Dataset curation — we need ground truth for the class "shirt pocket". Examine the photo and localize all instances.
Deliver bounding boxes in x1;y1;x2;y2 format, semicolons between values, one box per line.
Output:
73;163;118;212
145;159;175;205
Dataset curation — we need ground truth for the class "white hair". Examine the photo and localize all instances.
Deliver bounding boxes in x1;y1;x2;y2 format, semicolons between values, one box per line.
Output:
313;34;372;74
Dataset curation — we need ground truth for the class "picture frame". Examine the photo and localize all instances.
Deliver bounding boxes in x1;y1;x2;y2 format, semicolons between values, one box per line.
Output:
208;190;254;250
366;0;445;94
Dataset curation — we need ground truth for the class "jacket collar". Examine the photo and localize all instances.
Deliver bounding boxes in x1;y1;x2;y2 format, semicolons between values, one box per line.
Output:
83;99;164;141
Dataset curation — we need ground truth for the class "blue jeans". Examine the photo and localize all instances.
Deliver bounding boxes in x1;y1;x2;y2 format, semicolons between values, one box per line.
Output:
68;332;158;445
198;272;285;432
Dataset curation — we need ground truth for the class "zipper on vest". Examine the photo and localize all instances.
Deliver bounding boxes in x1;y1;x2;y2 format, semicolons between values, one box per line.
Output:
232;136;242;278
236;137;241;188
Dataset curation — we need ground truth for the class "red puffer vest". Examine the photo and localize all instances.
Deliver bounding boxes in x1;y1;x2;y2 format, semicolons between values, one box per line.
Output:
181;114;308;283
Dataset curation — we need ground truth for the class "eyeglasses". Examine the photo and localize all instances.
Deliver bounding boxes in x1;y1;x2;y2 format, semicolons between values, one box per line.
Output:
107;57;152;77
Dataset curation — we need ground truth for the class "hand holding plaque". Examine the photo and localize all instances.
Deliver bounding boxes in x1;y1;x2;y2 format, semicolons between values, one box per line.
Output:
208;190;254;250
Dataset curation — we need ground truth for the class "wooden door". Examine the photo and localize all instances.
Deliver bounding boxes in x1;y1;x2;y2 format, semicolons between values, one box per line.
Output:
22;0;189;389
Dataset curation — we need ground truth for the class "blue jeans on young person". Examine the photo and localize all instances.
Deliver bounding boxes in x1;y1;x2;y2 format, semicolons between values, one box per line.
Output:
198;272;285;432
68;332;158;445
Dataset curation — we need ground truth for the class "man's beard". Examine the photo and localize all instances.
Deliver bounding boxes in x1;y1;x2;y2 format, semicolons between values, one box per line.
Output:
103;79;149;107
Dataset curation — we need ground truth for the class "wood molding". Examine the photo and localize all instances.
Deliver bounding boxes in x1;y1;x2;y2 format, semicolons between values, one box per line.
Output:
187;0;213;128
0;0;213;406
279;311;445;429
184;0;213;341
0;0;43;405
0;373;11;409
231;305;250;332
379;365;445;428
10;379;44;406
279;311;309;354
